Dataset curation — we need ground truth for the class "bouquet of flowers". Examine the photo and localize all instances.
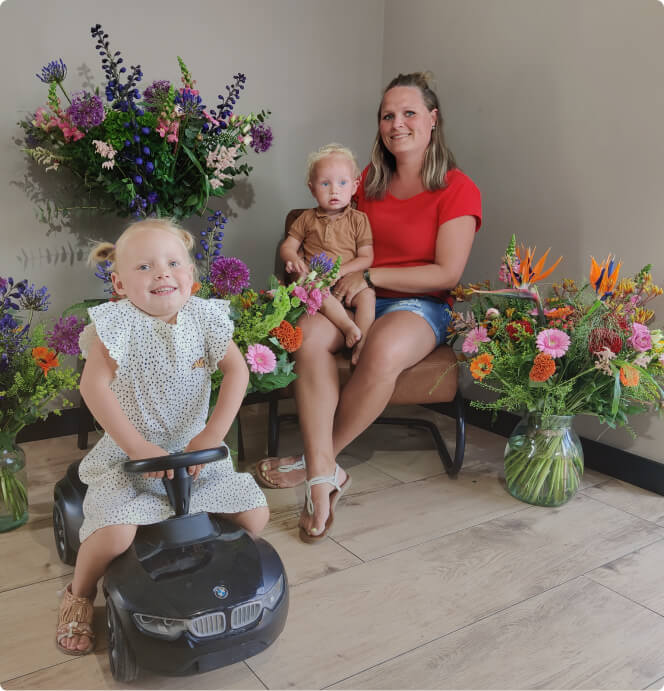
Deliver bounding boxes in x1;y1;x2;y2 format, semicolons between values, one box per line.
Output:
18;24;273;226
191;214;340;396
1;277;82;525
445;235;664;505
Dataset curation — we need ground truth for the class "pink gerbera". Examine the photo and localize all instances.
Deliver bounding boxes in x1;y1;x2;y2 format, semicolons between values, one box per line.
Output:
536;328;571;358
462;325;491;355
245;344;276;374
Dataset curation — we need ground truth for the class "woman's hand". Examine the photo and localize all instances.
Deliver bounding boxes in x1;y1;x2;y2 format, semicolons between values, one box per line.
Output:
332;270;370;305
130;442;173;480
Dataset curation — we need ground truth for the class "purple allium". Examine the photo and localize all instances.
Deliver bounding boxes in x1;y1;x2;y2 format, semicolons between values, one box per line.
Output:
36;59;67;84
66;91;105;130
143;80;171;110
19;283;51;312
47;315;86;355
210;256;250;297
309;252;334;275
249;124;273;153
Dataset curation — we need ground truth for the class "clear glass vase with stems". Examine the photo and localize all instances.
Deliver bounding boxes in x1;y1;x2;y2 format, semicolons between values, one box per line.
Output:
0;432;29;532
504;412;584;507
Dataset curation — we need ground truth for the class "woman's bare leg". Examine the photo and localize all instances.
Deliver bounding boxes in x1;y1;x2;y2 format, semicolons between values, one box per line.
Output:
61;523;137;652
332;311;437;454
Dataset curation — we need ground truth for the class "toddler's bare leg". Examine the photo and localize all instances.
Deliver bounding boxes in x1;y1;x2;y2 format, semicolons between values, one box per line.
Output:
60;524;136;652
319;294;361;347
218;505;270;537
349;288;376;365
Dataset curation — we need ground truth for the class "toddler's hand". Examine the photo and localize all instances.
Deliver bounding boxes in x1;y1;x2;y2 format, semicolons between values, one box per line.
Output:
184;430;224;480
285;258;309;277
131;442;174;480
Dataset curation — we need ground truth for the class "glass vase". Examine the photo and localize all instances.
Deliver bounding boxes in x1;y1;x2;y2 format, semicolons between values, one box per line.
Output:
0;436;29;532
504;413;583;507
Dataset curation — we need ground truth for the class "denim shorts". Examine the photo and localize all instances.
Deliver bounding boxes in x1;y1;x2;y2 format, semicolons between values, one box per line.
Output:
374;296;452;346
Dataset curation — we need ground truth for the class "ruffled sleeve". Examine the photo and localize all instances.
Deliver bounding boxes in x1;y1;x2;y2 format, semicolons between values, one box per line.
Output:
86;300;132;367
198;298;234;369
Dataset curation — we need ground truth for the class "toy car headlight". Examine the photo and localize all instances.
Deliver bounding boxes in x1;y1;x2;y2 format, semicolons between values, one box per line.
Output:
261;574;284;611
132;613;188;640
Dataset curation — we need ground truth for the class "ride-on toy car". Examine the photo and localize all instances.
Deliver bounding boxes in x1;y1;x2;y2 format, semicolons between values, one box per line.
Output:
53;446;288;682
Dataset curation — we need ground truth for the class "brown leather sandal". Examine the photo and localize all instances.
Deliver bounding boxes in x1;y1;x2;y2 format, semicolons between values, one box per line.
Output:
56;584;96;656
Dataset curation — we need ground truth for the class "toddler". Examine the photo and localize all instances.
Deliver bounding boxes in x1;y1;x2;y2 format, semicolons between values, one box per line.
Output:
280;143;375;364
56;218;268;656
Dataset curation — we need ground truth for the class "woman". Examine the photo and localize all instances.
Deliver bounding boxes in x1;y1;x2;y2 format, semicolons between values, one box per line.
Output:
257;72;482;542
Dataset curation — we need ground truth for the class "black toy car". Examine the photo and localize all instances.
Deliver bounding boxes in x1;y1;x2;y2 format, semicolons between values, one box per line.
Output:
53;446;288;681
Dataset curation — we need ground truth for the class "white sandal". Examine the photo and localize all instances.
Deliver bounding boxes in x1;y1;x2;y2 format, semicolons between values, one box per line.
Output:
255;455;306;489
299;464;352;544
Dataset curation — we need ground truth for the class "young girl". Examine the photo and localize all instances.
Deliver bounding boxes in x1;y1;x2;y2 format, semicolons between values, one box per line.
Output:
56;218;268;656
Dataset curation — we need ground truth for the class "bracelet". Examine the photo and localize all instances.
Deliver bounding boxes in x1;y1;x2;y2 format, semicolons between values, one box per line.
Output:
363;269;375;290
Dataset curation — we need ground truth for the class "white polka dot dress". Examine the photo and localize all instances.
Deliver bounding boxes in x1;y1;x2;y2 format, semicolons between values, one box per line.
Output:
77;297;266;543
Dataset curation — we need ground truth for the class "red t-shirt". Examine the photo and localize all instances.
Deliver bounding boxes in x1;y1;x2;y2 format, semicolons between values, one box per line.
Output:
355;166;482;300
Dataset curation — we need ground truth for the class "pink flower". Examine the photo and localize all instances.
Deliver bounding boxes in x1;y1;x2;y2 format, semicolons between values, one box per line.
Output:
535;328;571;358
659;353;664;366
628;322;652;352
462;326;490;354
633;353;651;368
292;286;308;302
306;288;323;315
245;344;276;374
485;308;500;320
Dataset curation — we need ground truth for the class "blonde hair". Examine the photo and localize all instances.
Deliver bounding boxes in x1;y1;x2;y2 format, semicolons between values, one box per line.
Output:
306;143;360;183
365;71;456;200
87;218;195;271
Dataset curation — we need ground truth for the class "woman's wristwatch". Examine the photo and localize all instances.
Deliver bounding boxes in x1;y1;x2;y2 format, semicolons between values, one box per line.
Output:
363;269;375;289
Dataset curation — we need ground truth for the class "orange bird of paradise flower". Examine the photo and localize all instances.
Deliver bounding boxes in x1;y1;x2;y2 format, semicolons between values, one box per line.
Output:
32;347;59;377
510;245;562;289
589;255;621;300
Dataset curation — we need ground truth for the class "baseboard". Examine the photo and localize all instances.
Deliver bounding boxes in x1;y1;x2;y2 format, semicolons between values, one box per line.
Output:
15;404;664;496
459;406;664;496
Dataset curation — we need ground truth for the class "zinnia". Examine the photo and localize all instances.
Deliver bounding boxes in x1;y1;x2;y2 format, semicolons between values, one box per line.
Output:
245;344;276;374
462;325;491;355
536;328;571;358
529;353;556;382
469;353;494;380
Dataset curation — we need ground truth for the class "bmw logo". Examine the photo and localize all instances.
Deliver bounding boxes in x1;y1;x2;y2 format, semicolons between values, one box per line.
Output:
213;585;229;599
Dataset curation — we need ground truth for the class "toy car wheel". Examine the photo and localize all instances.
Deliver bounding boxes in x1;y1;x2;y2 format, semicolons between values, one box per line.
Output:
106;598;138;682
52;503;75;566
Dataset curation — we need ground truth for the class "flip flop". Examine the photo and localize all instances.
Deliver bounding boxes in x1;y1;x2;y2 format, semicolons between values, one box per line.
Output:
299;464;352;544
254;455;306;489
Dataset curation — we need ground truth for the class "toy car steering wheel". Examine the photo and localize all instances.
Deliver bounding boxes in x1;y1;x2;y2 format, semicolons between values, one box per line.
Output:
123;445;229;474
123;446;230;516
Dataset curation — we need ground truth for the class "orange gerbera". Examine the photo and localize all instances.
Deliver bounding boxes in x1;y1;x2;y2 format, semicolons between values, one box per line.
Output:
269;320;303;353
190;281;202;295
529;353;556;382
546;305;574;320
32;346;59;377
469;353;494;380
619;365;640;387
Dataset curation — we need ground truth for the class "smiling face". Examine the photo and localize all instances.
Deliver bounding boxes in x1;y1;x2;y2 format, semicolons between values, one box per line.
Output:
308;154;359;216
379;86;438;162
111;227;194;323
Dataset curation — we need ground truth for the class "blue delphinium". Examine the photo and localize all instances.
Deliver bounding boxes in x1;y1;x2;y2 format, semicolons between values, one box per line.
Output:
94;260;115;294
36;59;67;84
208;73;246;133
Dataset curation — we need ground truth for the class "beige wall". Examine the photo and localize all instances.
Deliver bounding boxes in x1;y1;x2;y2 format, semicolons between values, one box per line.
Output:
0;0;384;315
383;0;664;462
2;0;663;462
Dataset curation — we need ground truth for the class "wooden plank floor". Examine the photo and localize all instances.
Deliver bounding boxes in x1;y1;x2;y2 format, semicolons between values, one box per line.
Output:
2;402;663;690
